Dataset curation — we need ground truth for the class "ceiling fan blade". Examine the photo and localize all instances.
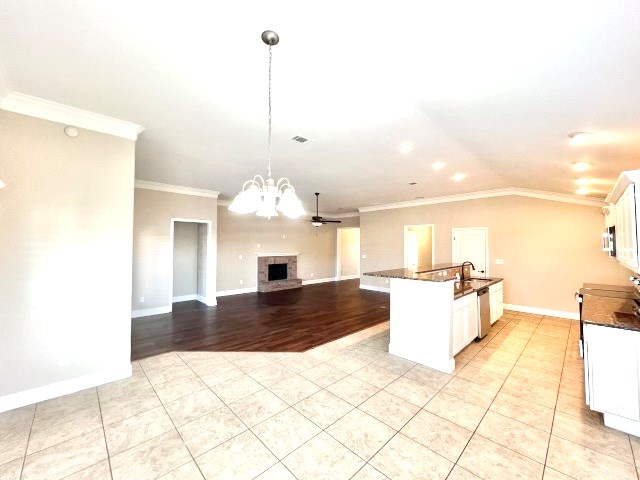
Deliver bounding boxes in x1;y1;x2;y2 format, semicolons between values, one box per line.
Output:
322;219;342;223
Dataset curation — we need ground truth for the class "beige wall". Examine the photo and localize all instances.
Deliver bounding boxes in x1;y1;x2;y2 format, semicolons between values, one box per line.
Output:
0;111;135;403
172;222;199;298
406;225;433;269
361;196;630;313
132;189;217;311
217;208;353;291
339;228;361;277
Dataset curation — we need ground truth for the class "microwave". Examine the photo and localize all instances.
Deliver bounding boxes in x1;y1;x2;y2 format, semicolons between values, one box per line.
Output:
602;225;616;257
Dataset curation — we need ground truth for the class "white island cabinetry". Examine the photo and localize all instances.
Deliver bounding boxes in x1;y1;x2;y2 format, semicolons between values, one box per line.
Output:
452;293;478;356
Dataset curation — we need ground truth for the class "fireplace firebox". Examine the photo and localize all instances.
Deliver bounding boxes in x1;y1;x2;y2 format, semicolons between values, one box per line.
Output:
268;263;288;281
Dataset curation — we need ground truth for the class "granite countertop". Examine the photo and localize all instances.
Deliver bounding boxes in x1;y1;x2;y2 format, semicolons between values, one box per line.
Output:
582;293;640;332
454;278;503;299
364;268;458;282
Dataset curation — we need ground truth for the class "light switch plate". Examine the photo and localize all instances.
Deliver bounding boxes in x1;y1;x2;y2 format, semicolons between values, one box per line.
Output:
495;258;504;265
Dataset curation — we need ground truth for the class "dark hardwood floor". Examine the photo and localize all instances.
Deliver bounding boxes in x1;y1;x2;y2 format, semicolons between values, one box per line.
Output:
131;279;389;360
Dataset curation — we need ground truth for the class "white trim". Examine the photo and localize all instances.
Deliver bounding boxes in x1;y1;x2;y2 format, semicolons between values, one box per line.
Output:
197;294;217;306
0;92;144;140
256;253;300;256
132;306;172;318
360;284;391;293
358;187;605;213
302;277;337;285
0;364;132;414
172;294;197;302
135;180;220;199
504;304;579;320
217;199;231;207
606;170;640;203
339;274;360;280
216;287;258;297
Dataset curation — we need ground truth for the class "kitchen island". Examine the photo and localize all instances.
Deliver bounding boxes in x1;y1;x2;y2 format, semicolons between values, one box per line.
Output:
365;265;502;374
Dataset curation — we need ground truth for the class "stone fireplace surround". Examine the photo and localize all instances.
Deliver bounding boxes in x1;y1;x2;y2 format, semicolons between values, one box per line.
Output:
257;255;303;292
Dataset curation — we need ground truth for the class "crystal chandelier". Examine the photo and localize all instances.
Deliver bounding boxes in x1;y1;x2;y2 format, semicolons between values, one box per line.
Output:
228;30;305;219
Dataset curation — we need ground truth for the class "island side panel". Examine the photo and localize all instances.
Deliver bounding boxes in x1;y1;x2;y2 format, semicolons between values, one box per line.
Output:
388;278;455;373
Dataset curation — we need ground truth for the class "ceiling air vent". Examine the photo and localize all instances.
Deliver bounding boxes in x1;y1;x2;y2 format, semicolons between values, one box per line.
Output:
291;135;311;144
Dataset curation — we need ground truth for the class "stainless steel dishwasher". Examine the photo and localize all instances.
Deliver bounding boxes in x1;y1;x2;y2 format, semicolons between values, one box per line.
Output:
477;287;491;339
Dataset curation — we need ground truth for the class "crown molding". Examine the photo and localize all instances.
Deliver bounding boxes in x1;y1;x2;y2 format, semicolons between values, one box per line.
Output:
135;180;219;199
358;187;605;213
0;92;144;140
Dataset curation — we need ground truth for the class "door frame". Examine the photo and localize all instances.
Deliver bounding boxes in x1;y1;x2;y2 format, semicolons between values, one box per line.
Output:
169;218;216;309
403;224;435;270
336;227;361;280
451;227;489;277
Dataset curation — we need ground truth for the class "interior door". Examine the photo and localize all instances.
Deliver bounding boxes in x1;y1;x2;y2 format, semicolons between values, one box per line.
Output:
452;227;488;277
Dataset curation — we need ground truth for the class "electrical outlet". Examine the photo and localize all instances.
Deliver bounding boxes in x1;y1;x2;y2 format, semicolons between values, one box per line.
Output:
140;297;145;303
362;254;367;259
282;234;286;239
310;273;314;277
385;279;389;284
238;254;243;260
239;279;244;285
257;243;261;248
495;258;504;265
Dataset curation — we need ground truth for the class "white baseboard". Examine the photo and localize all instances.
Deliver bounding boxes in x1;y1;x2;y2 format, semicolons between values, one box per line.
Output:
216;287;258;297
360;284;390;293
0;364;132;414
504;304;579;320
131;306;172;318
339;274;360;280
172;294;197;302
199;295;217;306
302;277;337;285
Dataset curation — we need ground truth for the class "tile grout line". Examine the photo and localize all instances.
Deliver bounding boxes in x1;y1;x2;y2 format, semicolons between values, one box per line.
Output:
139;360;210;480
444;314;547;476
18;403;37;480
178;351;302;479
96;387;115;480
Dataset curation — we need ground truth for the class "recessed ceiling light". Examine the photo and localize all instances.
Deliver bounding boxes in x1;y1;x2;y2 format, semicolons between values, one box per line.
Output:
575;178;590;186
399;142;413;154
431;161;447;170
572;161;591;172
576;187;589;195
568;131;591;146
451;173;467;182
64;126;79;138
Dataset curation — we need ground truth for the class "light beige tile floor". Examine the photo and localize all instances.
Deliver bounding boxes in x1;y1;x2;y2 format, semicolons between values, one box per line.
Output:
2;310;639;479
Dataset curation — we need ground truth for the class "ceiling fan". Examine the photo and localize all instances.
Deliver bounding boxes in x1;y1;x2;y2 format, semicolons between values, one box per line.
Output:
311;193;342;227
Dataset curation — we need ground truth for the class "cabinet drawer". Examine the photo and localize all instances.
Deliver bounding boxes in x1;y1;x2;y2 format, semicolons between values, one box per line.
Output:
489;281;503;294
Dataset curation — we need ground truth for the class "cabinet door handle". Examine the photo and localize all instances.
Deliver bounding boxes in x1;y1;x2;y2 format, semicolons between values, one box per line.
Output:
477;270;485;274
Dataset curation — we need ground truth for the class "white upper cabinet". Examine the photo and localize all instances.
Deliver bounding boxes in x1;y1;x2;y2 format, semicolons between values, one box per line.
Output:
608;170;640;273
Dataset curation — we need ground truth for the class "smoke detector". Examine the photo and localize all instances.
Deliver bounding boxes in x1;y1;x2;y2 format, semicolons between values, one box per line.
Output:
291;135;311;144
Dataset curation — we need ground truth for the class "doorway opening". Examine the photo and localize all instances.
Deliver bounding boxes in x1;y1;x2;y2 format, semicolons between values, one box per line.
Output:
336;227;361;280
170;219;214;307
403;224;435;271
452;227;488;277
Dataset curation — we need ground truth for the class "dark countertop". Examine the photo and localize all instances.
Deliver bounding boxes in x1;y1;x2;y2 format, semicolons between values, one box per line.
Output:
364;267;502;297
364;268;458;282
581;284;640;332
582;283;635;293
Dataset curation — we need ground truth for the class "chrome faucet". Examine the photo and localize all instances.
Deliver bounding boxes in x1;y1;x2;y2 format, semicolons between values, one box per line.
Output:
460;261;475;281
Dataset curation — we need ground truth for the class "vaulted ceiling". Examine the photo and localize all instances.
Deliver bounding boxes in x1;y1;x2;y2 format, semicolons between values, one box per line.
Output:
1;1;639;211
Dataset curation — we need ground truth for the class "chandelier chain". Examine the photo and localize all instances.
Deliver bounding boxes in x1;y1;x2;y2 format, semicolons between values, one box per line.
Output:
267;44;272;179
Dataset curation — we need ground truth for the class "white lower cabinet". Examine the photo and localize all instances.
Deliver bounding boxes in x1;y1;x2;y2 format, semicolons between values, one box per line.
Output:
489;281;504;325
584;324;640;434
452;293;478;356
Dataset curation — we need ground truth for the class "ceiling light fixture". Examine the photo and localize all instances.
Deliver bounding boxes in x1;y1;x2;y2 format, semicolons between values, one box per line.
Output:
572;161;591;172
228;31;304;219
451;173;467;182
64;126;79;138
568;131;591;146
431;161;447;170
0;178;5;189
399;142;414;154
576;187;589;195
